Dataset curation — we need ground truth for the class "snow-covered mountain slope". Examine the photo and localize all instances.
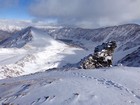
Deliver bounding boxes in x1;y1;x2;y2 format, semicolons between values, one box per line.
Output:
0;20;34;43
0;27;32;48
48;24;140;66
0;23;140;105
0;23;140;79
0;27;90;79
118;47;140;66
49;24;140;50
0;30;12;42
0;66;140;105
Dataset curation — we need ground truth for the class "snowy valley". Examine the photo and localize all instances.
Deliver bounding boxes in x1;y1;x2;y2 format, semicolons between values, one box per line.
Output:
0;21;140;105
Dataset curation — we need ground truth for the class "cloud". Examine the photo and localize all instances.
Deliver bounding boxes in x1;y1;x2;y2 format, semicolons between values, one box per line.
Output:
0;0;19;8
29;0;140;28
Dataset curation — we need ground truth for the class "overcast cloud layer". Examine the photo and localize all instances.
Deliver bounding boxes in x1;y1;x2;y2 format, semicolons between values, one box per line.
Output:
0;0;140;28
29;0;140;28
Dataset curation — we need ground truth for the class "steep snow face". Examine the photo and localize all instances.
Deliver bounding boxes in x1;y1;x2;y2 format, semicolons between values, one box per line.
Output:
0;67;140;105
0;27;90;79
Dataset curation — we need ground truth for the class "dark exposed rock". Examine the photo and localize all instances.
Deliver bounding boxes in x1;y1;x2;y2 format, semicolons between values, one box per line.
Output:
79;41;117;69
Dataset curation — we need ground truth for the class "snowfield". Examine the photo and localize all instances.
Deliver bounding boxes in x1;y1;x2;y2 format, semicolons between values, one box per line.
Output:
0;66;140;105
0;23;140;79
0;22;140;105
0;28;90;79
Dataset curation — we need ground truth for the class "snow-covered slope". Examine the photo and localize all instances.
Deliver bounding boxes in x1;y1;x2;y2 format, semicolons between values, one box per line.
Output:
48;24;140;66
0;22;140;105
0;23;140;79
0;30;12;42
0;67;140;105
0;20;34;43
49;24;140;50
0;27;32;48
118;47;140;66
0;27;90;79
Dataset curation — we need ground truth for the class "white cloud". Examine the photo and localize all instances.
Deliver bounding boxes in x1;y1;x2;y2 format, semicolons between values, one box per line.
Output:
29;0;140;28
0;0;19;8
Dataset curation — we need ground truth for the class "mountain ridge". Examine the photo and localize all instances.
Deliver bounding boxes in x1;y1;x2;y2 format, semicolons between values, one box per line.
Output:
0;23;140;79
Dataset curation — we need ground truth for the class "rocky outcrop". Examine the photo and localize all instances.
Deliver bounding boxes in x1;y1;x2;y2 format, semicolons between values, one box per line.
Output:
79;41;117;69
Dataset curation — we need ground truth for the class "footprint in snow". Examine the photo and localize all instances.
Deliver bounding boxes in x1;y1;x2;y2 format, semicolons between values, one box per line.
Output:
72;72;95;80
63;93;79;104
0;84;31;103
40;78;62;87
40;80;53;86
31;96;55;105
14;84;31;97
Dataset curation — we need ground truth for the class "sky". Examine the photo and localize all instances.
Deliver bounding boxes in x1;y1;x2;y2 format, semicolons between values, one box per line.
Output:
0;0;32;19
0;0;140;28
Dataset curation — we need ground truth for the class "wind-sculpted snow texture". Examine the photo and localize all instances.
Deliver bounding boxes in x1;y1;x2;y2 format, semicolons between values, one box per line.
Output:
0;67;140;105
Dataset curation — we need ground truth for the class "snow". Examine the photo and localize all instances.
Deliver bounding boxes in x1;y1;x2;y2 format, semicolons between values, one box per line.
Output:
0;48;27;65
113;46;140;65
0;28;90;79
0;23;140;77
0;23;140;105
0;66;140;105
